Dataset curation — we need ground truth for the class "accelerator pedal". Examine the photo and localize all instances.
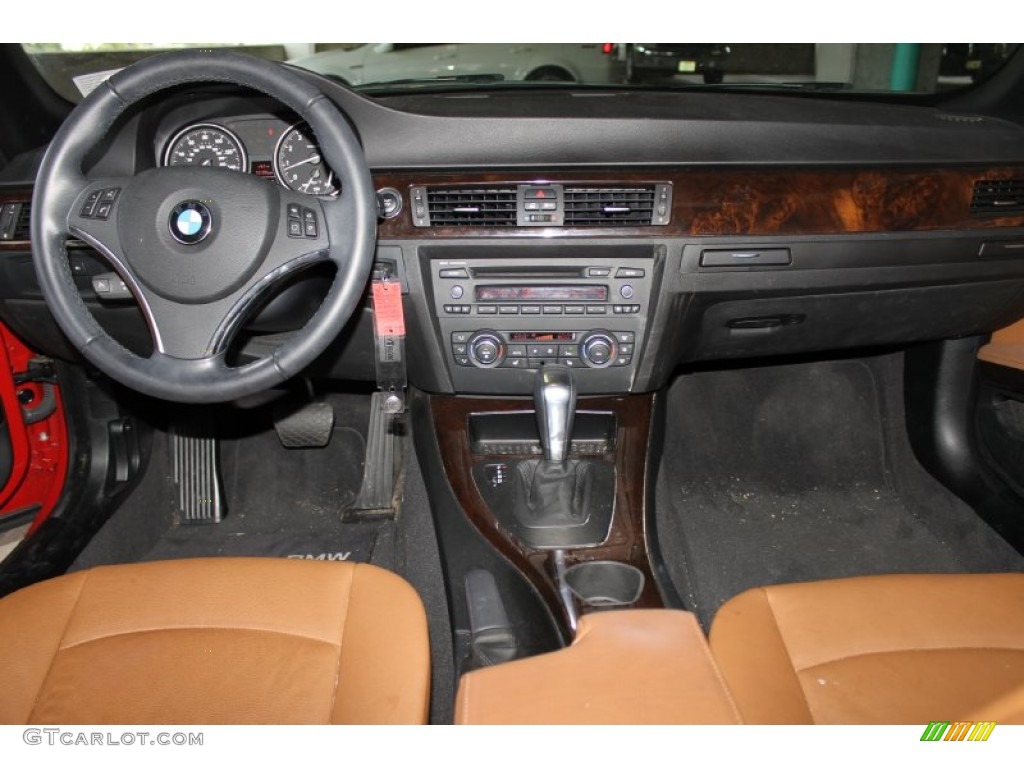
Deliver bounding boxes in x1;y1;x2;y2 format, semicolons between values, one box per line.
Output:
273;400;335;448
171;419;224;524
347;391;403;520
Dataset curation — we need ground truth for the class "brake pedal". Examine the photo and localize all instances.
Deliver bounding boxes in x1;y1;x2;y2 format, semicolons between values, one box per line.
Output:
171;419;224;524
273;400;335;448
348;392;402;520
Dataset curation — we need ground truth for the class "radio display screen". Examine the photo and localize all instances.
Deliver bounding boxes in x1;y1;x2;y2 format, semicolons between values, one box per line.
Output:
475;285;608;302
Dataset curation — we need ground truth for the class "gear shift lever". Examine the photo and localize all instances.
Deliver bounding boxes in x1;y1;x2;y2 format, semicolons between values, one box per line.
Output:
534;365;576;464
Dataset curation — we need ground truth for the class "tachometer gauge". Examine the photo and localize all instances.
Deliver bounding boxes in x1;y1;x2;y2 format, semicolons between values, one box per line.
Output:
163;123;247;171
274;123;338;196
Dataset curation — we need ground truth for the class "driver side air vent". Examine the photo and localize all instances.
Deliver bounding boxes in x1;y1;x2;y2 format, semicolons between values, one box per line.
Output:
971;178;1024;216
418;186;518;227
0;200;31;242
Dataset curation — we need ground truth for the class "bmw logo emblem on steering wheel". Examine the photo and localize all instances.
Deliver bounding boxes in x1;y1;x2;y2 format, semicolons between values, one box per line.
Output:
169;200;213;245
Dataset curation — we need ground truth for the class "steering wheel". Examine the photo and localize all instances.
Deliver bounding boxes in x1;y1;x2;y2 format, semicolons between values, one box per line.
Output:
31;50;377;403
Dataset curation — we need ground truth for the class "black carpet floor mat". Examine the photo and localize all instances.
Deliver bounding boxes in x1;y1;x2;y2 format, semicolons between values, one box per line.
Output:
656;353;1024;628
73;393;393;570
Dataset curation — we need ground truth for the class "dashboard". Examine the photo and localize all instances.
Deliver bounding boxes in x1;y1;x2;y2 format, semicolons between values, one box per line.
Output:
3;74;1024;396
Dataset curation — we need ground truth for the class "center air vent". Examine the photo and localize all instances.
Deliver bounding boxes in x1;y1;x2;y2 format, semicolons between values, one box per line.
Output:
411;182;672;228
416;186;518;227
971;178;1024;216
564;185;667;226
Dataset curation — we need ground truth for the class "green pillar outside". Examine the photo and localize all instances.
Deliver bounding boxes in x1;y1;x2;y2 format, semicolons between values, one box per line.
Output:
890;43;921;91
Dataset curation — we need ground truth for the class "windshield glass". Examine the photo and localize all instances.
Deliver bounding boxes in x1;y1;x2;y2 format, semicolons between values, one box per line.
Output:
22;43;1021;102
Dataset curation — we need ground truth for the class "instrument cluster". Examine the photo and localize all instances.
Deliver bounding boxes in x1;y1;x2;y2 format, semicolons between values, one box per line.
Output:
162;118;338;196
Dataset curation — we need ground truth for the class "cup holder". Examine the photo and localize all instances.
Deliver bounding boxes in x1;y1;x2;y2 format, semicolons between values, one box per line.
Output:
563;561;645;608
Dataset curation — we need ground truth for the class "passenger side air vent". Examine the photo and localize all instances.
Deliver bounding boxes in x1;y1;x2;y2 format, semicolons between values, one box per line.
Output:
0;200;31;242
971;178;1024;216
415;186;518;227
563;185;671;226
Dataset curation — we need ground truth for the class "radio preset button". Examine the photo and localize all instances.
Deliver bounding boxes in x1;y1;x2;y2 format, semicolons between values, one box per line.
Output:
542;305;563;315
498;305;519;314
477;305;497;314
587;305;607;314
521;305;541;314
564;305;584;314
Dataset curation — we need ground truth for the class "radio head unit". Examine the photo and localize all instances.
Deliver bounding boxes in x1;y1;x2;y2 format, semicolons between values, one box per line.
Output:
428;253;655;395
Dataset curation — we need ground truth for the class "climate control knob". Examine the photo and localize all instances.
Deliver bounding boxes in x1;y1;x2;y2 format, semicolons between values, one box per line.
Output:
468;331;506;368
579;331;617;368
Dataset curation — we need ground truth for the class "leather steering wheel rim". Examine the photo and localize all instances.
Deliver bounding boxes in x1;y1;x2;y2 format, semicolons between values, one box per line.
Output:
31;50;377;403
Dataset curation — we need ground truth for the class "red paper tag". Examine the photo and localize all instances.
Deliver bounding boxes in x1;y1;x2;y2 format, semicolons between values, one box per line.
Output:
371;281;405;337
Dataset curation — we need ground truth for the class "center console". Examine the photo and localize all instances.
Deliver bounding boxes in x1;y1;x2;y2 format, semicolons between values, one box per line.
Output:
426;247;656;394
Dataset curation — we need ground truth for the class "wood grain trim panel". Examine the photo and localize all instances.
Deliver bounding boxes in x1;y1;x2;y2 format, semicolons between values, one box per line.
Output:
430;393;662;632
375;167;1024;239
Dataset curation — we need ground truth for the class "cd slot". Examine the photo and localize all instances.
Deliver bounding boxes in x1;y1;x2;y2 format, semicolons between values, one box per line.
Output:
470;265;585;279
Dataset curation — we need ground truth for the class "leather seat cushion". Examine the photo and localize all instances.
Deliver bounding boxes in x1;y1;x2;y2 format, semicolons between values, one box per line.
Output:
0;558;430;724
709;573;1024;724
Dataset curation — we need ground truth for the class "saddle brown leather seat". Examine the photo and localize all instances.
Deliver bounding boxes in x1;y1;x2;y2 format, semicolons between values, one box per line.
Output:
709;573;1024;724
0;558;430;724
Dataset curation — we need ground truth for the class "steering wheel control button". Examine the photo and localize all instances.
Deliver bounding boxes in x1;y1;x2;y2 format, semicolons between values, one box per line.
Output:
302;208;318;237
168;200;213;245
80;191;101;216
91;273;131;300
286;205;320;239
79;187;122;219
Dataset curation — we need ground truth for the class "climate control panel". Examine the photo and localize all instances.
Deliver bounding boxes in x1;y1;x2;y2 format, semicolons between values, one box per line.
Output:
452;329;635;371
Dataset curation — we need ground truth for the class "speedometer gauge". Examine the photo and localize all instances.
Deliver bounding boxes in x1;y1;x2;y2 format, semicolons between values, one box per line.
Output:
163;123;247;171
274;123;338;196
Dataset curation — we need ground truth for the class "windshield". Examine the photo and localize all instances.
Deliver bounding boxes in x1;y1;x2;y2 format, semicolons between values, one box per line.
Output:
22;43;1021;102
